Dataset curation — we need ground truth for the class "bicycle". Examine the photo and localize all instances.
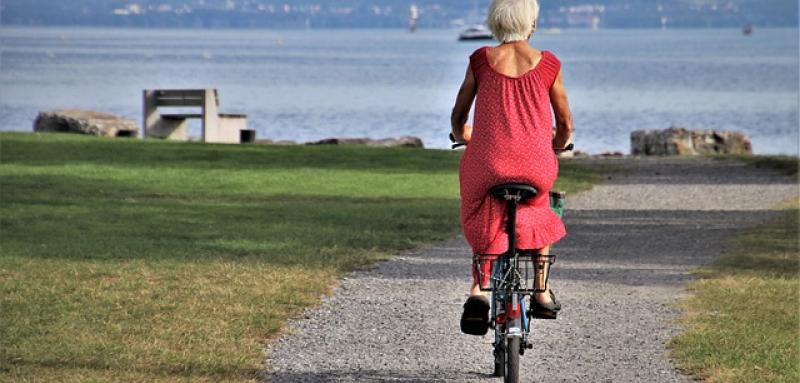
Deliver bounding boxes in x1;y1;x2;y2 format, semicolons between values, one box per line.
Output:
451;134;571;382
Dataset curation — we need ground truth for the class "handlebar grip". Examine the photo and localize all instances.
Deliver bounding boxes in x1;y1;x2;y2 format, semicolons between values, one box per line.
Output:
449;133;466;149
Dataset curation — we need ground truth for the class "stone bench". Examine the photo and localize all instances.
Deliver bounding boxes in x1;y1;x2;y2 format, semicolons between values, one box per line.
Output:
143;89;254;144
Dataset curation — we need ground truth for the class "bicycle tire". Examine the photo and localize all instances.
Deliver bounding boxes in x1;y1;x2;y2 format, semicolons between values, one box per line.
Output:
505;337;520;383
493;340;505;377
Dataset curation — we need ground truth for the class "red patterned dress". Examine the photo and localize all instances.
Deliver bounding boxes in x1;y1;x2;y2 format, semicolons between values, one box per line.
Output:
460;46;566;260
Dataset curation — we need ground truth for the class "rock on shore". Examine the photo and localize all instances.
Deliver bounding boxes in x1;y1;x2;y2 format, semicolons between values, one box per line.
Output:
306;136;424;148
631;127;752;156
34;109;139;138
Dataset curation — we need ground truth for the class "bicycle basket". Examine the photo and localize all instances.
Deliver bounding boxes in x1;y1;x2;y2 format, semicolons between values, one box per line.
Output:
473;253;555;293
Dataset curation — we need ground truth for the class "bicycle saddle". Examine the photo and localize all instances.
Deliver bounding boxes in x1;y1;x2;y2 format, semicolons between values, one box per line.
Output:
489;183;538;202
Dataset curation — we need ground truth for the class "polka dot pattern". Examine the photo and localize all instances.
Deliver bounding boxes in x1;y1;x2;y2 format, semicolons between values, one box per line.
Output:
459;46;567;256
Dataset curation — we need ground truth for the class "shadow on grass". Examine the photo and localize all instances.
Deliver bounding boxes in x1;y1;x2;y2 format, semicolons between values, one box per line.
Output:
711;253;800;278
577;156;799;185
709;154;799;179
2;357;262;382
734;155;799;177
707;208;800;278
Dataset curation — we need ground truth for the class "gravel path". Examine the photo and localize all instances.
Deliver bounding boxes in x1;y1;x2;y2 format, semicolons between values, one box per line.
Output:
265;157;797;382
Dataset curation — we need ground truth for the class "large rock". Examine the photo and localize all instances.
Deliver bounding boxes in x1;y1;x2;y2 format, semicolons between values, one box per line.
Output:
631;127;751;156
33;109;139;138
255;139;299;146
306;136;424;148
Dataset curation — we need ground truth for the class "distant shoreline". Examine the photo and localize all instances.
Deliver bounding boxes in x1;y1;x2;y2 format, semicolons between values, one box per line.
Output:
1;25;798;31
2;28;796;155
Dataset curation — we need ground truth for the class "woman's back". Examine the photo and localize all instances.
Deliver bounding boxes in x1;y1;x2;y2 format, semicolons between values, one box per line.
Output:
459;43;564;255
467;44;561;173
485;43;543;78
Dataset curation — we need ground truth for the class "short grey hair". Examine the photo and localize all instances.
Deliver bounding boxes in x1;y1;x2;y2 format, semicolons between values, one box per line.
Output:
486;0;540;43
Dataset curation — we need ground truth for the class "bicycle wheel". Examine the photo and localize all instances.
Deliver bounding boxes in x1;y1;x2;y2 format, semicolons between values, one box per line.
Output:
493;340;505;377
504;337;520;383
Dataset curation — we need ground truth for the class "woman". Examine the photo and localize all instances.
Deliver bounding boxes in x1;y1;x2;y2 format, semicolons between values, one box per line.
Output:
451;0;574;336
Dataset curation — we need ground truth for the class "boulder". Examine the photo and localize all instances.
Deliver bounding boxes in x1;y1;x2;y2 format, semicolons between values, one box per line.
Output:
690;130;752;155
571;150;590;158
597;151;625;157
306;136;424;148
33;109;139;138
255;139;299;146
631;127;751;156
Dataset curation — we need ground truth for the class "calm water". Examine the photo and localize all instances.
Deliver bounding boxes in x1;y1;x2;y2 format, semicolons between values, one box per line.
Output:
1;27;797;154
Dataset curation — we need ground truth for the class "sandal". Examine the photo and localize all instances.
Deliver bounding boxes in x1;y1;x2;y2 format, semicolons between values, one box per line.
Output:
460;295;490;336
529;290;561;320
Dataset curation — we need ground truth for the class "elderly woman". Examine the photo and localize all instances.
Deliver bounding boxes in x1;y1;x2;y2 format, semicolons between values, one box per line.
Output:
451;0;574;335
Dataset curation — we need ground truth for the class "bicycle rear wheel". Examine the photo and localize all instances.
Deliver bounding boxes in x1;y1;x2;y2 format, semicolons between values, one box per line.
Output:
505;337;520;383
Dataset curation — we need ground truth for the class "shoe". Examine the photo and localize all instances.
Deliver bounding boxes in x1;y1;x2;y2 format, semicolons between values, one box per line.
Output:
529;290;561;320
460;295;490;336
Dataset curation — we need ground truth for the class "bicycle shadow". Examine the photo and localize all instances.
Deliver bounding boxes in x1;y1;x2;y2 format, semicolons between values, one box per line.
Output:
269;369;495;382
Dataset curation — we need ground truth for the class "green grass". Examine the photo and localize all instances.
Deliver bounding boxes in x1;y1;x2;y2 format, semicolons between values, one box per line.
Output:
670;198;800;383
0;132;598;382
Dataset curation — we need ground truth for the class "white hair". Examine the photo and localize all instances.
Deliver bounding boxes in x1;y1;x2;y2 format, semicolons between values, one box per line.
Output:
486;0;540;43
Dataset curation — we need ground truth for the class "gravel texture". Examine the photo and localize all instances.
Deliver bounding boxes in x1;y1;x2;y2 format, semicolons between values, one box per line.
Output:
264;157;798;382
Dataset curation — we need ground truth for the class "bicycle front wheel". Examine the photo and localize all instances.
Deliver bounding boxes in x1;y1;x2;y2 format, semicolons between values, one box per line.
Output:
504;337;520;383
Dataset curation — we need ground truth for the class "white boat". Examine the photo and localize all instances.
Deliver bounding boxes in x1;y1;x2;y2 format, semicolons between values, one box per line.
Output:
459;25;494;41
409;4;418;32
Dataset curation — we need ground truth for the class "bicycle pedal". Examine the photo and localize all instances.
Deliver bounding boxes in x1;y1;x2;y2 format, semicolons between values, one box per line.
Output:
527;307;558;320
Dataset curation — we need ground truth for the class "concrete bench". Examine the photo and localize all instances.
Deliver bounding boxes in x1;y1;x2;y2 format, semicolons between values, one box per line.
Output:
143;89;254;144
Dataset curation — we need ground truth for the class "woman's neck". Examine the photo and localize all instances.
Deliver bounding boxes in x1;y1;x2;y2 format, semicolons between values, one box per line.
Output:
500;39;530;47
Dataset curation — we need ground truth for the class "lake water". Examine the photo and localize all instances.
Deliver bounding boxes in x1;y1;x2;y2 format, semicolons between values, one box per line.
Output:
1;27;797;154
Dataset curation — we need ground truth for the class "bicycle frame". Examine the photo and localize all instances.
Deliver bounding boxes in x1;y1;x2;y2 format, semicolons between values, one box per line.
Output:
450;136;570;381
486;192;534;381
490;255;530;348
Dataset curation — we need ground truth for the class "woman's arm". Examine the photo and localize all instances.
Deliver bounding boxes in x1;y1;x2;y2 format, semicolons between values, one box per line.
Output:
549;70;574;150
451;65;477;142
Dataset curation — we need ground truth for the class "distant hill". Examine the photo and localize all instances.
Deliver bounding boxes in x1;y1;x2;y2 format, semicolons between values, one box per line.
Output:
1;0;797;28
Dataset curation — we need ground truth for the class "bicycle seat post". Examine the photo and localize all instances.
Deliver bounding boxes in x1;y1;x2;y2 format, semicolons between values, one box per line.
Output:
503;191;521;256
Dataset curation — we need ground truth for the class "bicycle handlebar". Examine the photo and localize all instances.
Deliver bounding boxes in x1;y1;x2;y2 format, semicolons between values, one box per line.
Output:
554;143;574;154
449;133;574;153
449;133;466;149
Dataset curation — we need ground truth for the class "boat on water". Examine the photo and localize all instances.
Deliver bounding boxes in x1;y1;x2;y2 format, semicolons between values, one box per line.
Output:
408;4;418;32
742;24;754;35
459;25;494;41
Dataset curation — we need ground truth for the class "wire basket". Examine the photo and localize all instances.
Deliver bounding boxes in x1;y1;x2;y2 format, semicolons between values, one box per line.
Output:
473;253;554;293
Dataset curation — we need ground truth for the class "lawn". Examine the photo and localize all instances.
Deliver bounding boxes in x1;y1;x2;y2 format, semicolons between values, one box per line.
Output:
0;132;598;382
670;156;799;383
